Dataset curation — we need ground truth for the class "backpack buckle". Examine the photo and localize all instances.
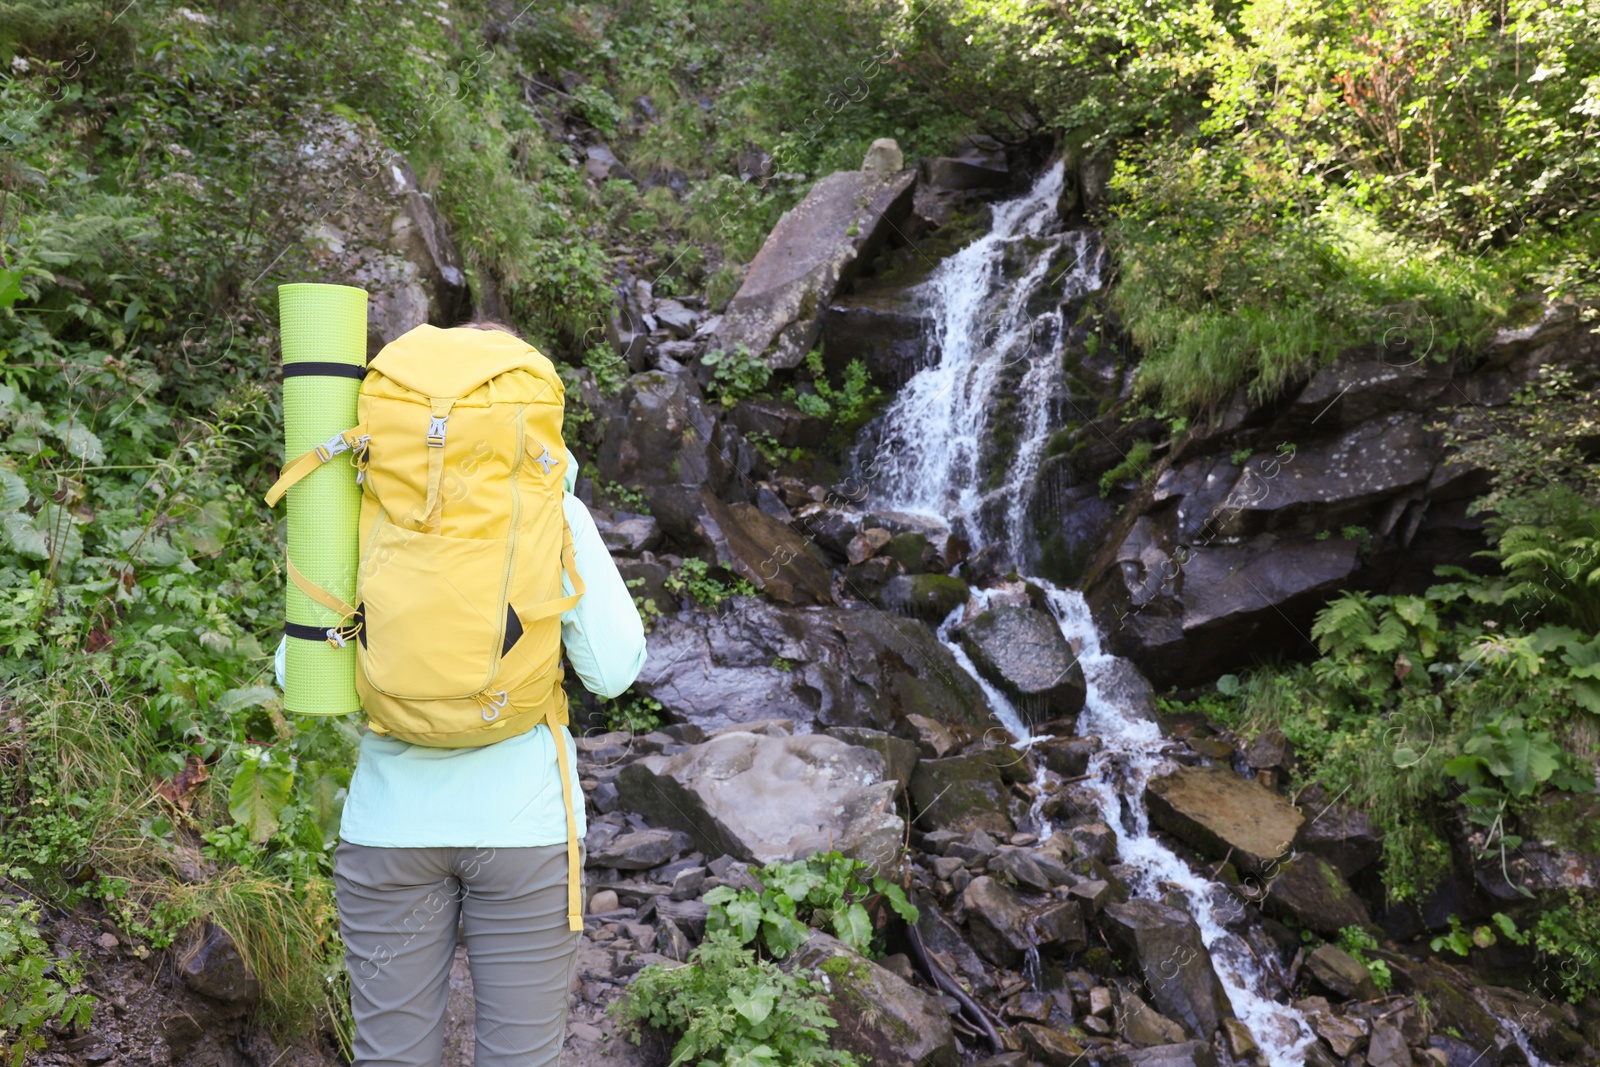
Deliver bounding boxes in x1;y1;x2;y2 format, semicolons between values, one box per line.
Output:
427;415;449;447
314;431;355;463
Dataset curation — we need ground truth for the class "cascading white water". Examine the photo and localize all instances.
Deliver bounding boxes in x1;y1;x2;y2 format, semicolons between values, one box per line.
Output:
859;157;1563;1067
863;160;1318;1066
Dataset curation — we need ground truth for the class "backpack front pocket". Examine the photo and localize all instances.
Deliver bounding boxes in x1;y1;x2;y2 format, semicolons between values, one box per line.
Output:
359;518;512;699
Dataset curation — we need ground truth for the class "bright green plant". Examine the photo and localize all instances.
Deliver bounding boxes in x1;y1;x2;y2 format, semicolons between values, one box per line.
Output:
0;902;95;1067
1336;926;1392;993
1431;913;1525;958
665;557;759;608
703;850;918;960
603;693;665;734
610;927;858;1067
785;352;881;429
1098;440;1156;498
701;345;772;407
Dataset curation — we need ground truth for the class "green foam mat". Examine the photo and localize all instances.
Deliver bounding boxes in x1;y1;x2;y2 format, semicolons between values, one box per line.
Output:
279;283;367;716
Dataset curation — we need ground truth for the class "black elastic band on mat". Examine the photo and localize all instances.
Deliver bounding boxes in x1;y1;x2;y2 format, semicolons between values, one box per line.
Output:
283;362;367;381
284;621;334;641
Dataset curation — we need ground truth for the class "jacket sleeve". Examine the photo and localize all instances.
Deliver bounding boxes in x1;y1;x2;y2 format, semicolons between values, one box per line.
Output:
559;490;648;700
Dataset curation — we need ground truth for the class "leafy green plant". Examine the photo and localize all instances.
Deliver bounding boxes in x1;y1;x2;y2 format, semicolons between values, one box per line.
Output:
703;850;918;959
784;352;881;429
0;902;95;1067
1431;913;1525;957
610;927;858;1067
1098;440;1156;498
701;344;772;407
1336;926;1393;992
603;693;665;734
664;557;758;608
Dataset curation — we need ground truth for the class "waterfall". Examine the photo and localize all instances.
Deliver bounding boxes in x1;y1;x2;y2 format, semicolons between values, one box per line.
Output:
861;160;1318;1066
853;156;1563;1067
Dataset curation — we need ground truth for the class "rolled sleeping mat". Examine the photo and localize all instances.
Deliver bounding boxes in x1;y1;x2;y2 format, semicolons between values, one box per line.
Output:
279;282;367;716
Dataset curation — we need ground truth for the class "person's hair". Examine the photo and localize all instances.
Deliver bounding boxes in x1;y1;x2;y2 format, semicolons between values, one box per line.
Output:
459;319;522;338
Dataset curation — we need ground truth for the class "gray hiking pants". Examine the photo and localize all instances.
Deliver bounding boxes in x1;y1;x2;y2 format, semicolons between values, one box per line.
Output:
333;839;587;1067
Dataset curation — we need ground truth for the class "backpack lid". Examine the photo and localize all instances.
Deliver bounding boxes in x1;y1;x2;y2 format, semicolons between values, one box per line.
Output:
369;323;564;402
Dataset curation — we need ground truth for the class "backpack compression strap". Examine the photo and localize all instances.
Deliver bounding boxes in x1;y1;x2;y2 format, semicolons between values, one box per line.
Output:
513;522;588;625
264;425;369;507
544;697;584;932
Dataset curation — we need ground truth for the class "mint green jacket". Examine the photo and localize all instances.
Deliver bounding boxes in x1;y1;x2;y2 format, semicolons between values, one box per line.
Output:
276;460;648;847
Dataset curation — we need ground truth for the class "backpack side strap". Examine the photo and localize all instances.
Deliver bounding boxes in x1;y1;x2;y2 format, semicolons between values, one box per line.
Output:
543;697;584;932
512;518;588;625
264;425;369;507
287;558;359;620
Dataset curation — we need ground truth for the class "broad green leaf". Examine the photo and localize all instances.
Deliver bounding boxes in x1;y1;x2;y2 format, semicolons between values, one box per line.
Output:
1;510;49;560
229;752;295;844
730;983;776;1026
216;686;278;714
50;420;105;464
761;913;809;958
720;897;763;945
0;470;27;511
832;902;873;950
875;879;920;924
0;269;21;308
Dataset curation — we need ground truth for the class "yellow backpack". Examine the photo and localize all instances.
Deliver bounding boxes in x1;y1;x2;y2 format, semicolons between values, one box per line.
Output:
266;323;588;928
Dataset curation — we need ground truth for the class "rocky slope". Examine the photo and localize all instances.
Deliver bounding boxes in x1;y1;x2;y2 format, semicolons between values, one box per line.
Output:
30;126;1600;1067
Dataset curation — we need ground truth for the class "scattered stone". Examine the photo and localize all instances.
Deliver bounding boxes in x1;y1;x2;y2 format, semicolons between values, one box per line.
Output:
929;856;965;881
1089;986;1115;1017
989;847;1071;892
587;888;620;914
1001;990;1054;1023
903;713;960;759
1068;821;1119;864
1016;1023;1087;1066
1296;790;1385;878
1029;899;1087;951
847;526;894;565
958;605;1086;726
862;138;905;174
961;876;1035;968
1263;856;1370;936
1308;1009;1369;1058
1366;1019;1409;1067
180;924;261;1004
654;899;710;939
588;828;692;870
1100;1042;1218;1067
1119;989;1189;1047
1034;735;1099;778
655;919;691;962
824;725;919;791
95;932;119;950
1221;1018;1258;1061
945;828;1001;865
669;866;707;900
1069;879;1114;915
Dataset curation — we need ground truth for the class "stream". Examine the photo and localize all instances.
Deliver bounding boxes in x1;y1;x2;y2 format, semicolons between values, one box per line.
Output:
860;159;1320;1066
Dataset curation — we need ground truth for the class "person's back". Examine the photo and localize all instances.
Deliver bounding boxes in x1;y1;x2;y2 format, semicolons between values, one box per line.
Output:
276;320;647;1066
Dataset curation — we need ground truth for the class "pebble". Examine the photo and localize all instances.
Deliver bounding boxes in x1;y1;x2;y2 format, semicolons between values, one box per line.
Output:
95;933;119;950
588;889;619;914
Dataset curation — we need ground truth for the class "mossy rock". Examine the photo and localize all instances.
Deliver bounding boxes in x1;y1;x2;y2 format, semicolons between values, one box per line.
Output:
881;531;929;572
882;573;970;623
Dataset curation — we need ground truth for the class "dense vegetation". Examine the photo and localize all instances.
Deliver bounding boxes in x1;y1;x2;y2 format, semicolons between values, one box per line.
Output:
1;0;1597;1054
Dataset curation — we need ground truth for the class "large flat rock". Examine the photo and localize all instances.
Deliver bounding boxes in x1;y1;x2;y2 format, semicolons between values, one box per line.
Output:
715;168;917;368
1145;765;1302;875
615;730;905;877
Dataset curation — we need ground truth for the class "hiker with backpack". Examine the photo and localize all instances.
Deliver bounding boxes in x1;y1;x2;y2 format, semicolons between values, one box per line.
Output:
270;319;647;1066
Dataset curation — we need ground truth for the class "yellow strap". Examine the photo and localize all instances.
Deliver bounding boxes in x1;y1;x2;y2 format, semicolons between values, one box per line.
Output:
513;519;588;624
404;397;456;533
263;425;368;507
543;698;583;932
287;558;358;620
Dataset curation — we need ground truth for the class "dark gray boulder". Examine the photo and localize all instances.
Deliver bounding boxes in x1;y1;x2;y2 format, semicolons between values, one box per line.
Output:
1100;900;1232;1041
957;604;1085;726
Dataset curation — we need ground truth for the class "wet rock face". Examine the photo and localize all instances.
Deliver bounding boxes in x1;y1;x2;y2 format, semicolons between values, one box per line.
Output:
1100;900;1233;1041
713;165;917;369
633;599;994;736
1263;855;1370;936
957;604;1086;727
781;930;958;1067
596;364;749;547
909;752;1016;836
614;728;905;877
1079;326;1599;685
